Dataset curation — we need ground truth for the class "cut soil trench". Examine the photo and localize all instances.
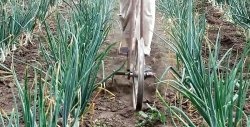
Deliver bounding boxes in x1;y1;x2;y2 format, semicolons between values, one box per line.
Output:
87;8;176;126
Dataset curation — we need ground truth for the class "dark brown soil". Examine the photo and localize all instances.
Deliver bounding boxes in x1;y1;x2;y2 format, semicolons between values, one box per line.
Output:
0;39;44;113
205;3;245;63
83;8;176;126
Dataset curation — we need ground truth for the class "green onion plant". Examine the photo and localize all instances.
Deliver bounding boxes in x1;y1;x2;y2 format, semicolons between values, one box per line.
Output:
229;0;250;40
0;0;52;62
0;65;64;127
0;0;113;126
158;0;250;126
41;1;113;124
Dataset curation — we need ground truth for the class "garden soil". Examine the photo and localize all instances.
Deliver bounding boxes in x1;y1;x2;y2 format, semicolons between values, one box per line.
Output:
0;2;249;127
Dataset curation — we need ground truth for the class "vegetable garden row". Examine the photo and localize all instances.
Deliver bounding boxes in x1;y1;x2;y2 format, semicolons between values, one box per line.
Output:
0;0;249;126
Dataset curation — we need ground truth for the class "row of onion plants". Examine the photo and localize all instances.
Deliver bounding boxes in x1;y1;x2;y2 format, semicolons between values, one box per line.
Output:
0;0;55;62
0;0;113;126
157;0;250;126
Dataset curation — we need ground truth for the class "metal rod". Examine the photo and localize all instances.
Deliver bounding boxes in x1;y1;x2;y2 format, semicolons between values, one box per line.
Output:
140;0;143;38
114;71;129;75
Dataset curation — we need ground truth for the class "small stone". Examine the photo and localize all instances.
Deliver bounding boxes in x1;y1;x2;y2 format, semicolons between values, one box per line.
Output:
118;100;122;104
7;83;14;88
98;106;107;111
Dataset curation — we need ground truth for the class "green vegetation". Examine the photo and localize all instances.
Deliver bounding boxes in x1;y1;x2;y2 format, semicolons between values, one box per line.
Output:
0;0;113;126
0;0;249;126
0;0;53;62
157;0;250;126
